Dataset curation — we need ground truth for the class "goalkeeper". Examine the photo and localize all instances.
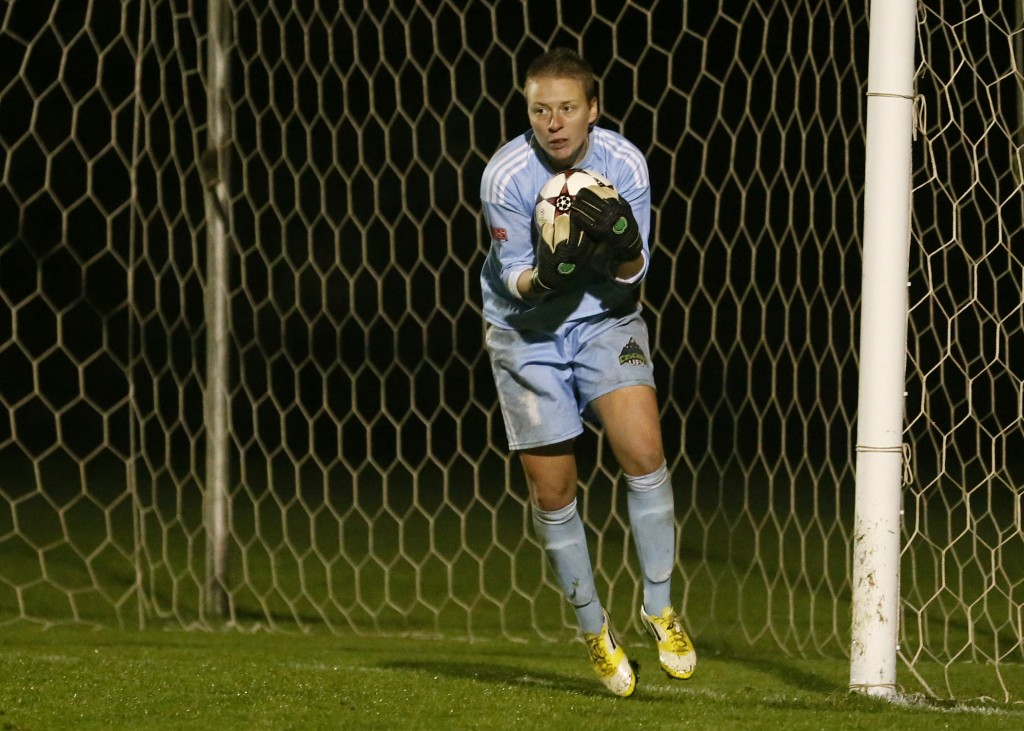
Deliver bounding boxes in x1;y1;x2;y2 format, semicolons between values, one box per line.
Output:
479;47;696;697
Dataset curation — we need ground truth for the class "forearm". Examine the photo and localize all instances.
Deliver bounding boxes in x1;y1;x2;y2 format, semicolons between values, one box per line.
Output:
513;268;532;297
610;252;644;281
514;267;546;299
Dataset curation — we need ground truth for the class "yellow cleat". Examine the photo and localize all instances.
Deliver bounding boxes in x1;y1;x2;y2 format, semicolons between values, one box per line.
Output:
583;612;637;697
640;605;697;680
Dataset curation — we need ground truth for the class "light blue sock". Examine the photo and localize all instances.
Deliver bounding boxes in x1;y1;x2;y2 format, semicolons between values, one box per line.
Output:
626;462;675;614
532;499;605;635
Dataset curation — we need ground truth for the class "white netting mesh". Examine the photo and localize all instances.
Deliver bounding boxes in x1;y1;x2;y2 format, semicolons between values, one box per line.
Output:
903;0;1024;700
0;0;1021;702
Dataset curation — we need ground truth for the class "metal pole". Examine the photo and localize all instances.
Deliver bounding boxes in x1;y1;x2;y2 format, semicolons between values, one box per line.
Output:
129;0;150;630
849;0;917;698
1016;1;1024;185
202;0;232;619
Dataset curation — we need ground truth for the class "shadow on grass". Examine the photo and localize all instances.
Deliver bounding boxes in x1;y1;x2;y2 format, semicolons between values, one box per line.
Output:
379;658;675;703
694;636;843;696
735;655;840;695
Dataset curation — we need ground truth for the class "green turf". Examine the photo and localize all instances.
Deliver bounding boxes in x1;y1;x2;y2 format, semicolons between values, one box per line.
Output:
2;454;1022;707
1;625;1022;730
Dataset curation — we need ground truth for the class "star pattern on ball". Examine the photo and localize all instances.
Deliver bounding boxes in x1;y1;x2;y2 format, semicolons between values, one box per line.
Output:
537;188;573;218
537;169;593;219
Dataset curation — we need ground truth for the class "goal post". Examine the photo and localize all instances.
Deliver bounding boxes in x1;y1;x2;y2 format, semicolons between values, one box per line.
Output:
848;0;917;698
1;0;1023;705
201;0;233;620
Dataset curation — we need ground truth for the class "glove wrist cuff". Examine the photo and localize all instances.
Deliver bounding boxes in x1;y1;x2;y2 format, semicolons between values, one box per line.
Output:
530;268;552;296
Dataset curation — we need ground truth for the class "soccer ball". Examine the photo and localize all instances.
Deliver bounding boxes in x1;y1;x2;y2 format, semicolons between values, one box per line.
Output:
534;168;615;231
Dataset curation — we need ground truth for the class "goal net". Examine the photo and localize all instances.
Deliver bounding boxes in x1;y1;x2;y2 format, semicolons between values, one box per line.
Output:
0;0;1021;703
901;0;1024;700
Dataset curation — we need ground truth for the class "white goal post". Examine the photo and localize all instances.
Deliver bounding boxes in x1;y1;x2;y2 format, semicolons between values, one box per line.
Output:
849;0;916;698
0;0;1022;704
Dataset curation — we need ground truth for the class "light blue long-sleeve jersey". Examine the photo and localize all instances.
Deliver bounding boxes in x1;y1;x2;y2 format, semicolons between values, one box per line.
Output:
479;126;651;331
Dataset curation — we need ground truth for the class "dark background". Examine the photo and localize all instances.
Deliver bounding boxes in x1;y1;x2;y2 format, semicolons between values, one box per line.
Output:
1;0;1020;494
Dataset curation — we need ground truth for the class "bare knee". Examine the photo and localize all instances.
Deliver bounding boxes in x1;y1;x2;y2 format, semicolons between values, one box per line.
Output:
520;440;578;511
619;445;666;479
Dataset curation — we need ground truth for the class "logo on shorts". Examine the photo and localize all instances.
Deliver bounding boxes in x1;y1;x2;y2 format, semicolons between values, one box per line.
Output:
618;337;647;366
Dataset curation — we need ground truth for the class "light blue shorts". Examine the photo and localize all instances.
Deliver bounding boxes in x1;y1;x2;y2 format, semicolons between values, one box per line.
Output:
485;307;656;450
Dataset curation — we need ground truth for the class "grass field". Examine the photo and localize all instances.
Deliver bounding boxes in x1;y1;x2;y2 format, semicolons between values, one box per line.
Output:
2;624;1023;730
3;455;1024;720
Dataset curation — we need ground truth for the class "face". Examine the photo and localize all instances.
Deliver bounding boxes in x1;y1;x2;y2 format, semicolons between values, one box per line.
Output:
525;75;598;170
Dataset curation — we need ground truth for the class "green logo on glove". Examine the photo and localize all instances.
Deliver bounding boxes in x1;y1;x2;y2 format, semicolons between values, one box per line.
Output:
558;263;576;275
612;217;629;235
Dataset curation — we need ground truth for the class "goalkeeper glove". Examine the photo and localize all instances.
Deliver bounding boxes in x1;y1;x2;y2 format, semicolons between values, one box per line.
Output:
571;186;643;262
531;215;596;294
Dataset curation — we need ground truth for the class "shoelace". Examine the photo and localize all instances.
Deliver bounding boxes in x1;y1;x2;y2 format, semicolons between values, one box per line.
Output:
662;615;692;653
586;634;617;676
